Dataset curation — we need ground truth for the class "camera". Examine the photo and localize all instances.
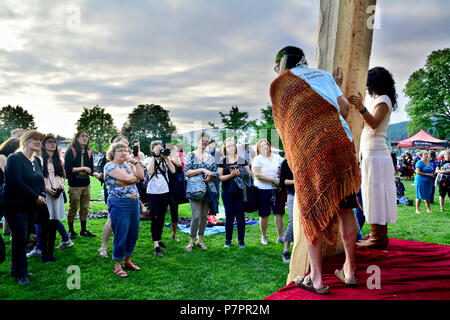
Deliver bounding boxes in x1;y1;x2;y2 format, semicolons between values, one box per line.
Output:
51;187;64;199
153;148;170;157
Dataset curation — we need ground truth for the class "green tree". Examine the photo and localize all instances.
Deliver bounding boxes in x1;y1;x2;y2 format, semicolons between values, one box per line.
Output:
0;105;36;142
250;105;283;149
404;48;450;139
76;105;118;152
126;104;177;154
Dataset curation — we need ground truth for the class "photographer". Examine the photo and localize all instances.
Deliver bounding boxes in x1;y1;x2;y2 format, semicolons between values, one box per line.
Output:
144;140;175;256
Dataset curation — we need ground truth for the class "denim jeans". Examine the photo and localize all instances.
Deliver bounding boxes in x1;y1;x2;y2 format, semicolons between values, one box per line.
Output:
35;220;69;250
108;196;140;261
221;189;245;243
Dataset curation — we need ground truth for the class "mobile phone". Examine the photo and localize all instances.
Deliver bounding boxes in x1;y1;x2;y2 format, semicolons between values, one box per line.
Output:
132;145;139;157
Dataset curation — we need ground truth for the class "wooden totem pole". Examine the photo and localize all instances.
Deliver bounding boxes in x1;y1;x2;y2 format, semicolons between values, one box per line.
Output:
287;0;377;284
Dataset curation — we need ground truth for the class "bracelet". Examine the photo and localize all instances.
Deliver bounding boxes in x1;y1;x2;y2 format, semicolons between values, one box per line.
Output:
359;107;367;115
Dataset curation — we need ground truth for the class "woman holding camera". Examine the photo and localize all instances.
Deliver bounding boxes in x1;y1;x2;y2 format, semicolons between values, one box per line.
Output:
37;135;68;263
145;141;175;256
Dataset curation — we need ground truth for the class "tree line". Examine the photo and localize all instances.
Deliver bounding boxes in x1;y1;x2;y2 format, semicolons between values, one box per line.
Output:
1;47;448;151
0;103;278;154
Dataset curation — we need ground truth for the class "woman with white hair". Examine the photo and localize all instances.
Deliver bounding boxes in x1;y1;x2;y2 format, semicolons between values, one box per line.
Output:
3;130;46;286
104;142;144;277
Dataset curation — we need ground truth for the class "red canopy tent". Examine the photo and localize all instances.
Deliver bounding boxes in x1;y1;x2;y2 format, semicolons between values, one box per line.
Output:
391;130;449;149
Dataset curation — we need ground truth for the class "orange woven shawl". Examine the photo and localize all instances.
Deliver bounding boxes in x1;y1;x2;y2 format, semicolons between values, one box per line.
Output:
270;70;361;246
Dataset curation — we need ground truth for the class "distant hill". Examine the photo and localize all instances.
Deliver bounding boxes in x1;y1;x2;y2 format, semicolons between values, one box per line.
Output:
388;121;410;143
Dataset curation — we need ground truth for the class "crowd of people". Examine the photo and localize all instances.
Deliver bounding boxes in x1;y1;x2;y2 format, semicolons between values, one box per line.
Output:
0;46;448;292
0;124;302;285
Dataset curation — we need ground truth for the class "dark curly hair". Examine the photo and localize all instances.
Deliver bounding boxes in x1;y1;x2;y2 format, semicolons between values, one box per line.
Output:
367;67;398;111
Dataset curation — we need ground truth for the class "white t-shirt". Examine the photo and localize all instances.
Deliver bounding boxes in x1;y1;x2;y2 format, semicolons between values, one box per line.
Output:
252;154;283;189
144;157;169;194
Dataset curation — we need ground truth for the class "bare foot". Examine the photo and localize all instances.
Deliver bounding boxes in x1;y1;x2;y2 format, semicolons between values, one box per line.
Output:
427;210;433;213
416;211;422;215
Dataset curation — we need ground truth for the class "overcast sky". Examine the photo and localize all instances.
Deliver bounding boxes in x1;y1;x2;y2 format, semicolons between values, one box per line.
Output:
0;0;449;138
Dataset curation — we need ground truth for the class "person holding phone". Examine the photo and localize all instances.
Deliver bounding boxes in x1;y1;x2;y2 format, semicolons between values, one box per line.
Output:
144;140;175;256
218;138;251;249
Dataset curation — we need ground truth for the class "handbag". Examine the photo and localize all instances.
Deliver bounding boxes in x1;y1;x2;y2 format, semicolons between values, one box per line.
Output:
243;179;260;213
186;174;207;200
228;178;244;199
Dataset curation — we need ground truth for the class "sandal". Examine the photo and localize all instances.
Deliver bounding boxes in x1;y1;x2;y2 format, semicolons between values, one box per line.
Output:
98;248;108;258
334;269;357;287
294;275;329;295
124;262;141;271
197;242;208;250
113;268;128;278
186;243;195;252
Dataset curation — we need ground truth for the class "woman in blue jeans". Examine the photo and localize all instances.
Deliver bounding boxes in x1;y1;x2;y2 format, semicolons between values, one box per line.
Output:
104;142;144;278
218;138;251;249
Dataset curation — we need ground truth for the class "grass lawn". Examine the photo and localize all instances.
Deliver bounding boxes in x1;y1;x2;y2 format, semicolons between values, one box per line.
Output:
0;176;448;300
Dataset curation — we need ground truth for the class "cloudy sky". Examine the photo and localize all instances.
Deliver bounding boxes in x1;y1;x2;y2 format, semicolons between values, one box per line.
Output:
0;0;449;138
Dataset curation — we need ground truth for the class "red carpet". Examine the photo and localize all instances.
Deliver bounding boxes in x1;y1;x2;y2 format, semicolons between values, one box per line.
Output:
265;238;450;300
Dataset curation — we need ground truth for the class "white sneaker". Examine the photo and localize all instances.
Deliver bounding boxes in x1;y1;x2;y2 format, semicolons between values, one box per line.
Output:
26;248;42;258
57;240;74;249
261;236;268;246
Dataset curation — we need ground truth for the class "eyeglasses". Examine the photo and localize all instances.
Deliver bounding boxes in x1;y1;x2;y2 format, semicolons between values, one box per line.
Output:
274;64;280;73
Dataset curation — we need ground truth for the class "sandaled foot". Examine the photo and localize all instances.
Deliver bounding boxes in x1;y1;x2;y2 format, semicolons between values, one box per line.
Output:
334;269;357;287
294;275;329;295
172;235;180;242
197;242;208;250
113;268;128;278
123;262;141;271
98;248;108;258
186;243;195;252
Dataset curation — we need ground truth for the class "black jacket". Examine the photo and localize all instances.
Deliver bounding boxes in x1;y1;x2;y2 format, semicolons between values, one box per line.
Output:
64;147;94;187
3;152;45;210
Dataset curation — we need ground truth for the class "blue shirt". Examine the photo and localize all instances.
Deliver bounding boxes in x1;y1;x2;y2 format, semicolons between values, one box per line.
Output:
291;66;353;142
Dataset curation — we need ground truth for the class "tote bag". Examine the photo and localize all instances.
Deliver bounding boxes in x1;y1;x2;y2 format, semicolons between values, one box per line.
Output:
243;179;260;213
186;173;207;200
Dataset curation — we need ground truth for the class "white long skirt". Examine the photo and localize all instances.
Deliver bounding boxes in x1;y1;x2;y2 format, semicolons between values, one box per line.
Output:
360;149;398;225
46;191;67;220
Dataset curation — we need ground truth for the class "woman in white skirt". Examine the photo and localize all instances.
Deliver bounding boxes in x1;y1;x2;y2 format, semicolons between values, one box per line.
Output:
41;135;70;261
349;67;398;250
